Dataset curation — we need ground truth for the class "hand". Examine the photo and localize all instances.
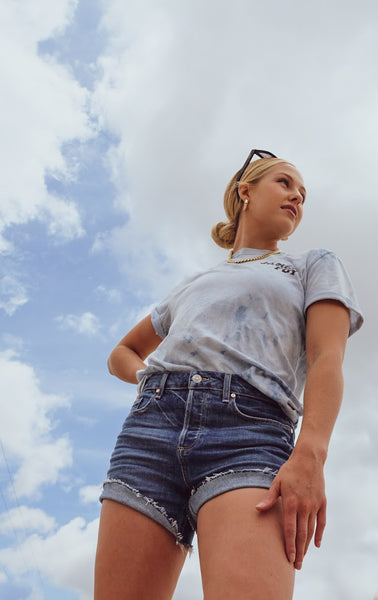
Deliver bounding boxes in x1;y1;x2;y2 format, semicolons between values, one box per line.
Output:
256;449;327;570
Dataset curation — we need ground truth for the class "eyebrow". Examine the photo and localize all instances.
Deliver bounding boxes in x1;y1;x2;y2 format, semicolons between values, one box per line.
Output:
277;172;307;200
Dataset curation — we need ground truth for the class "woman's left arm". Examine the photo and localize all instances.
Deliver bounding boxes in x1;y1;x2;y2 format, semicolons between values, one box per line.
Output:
256;299;350;570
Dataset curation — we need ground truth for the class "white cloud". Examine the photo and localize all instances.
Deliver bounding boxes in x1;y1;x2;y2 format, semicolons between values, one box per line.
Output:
0;349;72;497
0;275;29;315
56;312;101;337
7;0;78;42
0;516;98;600
43;195;85;241
0;0;92;250
0;507;56;536
79;485;102;505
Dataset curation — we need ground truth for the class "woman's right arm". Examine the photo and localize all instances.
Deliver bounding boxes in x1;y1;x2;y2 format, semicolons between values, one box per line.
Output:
107;315;163;384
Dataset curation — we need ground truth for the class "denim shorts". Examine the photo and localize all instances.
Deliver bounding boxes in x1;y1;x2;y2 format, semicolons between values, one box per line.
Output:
100;371;295;548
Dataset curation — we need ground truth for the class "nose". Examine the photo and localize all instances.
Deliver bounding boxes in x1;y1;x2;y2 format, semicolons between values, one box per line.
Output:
289;191;302;204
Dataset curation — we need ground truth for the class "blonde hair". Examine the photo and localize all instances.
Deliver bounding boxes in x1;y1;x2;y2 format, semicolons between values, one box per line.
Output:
211;157;294;249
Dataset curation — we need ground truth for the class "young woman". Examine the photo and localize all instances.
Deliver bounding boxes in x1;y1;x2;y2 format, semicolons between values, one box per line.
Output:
94;150;363;600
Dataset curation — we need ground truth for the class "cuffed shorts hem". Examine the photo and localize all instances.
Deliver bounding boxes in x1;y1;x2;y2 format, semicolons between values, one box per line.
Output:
100;479;194;549
189;468;275;522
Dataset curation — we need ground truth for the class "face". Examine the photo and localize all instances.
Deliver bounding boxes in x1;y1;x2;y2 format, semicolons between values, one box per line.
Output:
239;163;306;238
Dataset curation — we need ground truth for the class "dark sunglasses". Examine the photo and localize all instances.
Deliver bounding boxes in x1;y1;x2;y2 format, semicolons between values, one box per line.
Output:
236;149;277;187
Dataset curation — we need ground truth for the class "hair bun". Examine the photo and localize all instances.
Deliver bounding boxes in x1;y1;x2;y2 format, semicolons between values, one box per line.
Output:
211;221;236;249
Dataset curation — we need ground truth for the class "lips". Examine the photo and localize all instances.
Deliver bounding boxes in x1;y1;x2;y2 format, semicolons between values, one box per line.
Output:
281;204;297;217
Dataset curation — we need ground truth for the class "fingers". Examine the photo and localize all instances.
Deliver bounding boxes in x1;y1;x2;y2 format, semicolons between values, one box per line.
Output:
255;481;280;512
314;501;327;548
282;499;297;565
256;465;327;569
304;513;316;555
293;511;310;570
283;502;327;570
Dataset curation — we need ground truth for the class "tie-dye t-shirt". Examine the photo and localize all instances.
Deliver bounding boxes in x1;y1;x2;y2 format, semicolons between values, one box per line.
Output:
139;248;363;424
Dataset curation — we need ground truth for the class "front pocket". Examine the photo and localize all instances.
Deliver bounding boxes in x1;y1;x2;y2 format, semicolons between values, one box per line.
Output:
230;395;293;433
130;389;155;414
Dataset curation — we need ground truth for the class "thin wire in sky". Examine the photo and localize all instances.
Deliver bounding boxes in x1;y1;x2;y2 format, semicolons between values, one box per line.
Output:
0;439;48;598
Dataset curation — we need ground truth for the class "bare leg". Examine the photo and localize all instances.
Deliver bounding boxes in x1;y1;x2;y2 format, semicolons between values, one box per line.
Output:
197;488;295;600
94;500;187;600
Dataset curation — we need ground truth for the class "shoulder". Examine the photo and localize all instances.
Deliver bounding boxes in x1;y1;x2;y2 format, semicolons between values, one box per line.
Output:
275;249;354;293
281;247;340;271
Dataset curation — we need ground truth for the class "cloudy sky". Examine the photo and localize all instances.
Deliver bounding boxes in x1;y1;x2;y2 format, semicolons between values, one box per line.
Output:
0;0;377;598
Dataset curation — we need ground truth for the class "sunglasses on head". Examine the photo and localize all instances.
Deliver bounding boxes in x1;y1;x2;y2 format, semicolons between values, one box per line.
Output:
236;149;277;185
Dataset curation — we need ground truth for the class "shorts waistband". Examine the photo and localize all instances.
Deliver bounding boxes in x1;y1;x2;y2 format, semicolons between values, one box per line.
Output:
138;371;270;405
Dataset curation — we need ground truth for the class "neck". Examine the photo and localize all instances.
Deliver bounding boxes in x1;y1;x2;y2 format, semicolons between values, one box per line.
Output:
233;221;279;253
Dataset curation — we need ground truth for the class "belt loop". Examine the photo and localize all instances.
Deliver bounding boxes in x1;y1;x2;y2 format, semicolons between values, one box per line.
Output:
155;372;169;399
222;373;232;403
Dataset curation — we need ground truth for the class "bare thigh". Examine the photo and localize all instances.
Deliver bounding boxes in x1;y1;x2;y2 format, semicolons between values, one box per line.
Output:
197;488;295;600
94;500;187;600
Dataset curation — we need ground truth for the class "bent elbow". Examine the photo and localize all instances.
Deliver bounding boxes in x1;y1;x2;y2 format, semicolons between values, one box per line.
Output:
107;356;115;376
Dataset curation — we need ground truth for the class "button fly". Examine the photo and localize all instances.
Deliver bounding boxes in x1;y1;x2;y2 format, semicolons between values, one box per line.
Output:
191;374;202;383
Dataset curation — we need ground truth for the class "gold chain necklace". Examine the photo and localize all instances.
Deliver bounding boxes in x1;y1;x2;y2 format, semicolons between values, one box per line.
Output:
227;248;281;264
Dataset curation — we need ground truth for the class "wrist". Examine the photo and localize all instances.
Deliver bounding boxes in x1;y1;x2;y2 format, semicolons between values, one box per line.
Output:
293;436;328;465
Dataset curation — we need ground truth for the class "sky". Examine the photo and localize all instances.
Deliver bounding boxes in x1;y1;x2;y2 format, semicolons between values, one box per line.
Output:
0;0;377;598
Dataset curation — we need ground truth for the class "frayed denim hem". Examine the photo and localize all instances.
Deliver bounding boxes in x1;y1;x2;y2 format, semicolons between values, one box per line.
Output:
100;478;193;552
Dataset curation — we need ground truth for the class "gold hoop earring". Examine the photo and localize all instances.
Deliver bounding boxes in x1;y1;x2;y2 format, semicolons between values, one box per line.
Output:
243;199;249;211
281;236;289;241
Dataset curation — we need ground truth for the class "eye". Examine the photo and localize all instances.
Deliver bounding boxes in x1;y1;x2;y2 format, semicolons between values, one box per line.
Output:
278;177;289;187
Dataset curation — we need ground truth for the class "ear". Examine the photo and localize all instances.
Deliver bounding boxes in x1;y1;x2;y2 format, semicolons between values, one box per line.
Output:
237;183;250;201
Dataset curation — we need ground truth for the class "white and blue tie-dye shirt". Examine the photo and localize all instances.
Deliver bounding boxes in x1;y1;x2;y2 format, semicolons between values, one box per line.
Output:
140;248;363;423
